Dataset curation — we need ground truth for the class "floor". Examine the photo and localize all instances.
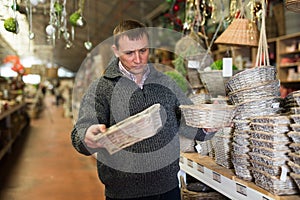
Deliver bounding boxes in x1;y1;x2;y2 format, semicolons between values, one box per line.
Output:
0;95;105;200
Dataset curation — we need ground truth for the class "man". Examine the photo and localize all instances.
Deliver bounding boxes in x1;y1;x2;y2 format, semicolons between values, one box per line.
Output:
71;19;215;200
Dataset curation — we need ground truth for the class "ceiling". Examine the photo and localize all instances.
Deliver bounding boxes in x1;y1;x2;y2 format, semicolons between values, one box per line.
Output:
0;0;170;73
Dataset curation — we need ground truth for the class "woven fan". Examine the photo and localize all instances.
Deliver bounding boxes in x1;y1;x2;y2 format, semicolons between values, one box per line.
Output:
215;1;259;47
285;0;300;13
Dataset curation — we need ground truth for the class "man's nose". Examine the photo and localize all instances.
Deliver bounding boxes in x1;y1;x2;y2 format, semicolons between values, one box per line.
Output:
134;51;141;63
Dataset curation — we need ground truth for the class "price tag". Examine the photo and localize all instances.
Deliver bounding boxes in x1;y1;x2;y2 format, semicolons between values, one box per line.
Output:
197;164;204;173
280;166;288;181
222;57;233;77
212;172;221;183
195;144;202;153
187;159;193;168
188;60;200;69
236;183;247;196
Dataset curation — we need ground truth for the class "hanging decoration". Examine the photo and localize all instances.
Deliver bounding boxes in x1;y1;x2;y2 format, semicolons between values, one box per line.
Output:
3;0;19;34
69;0;86;27
215;0;259;47
3;55;25;75
84;0;92;51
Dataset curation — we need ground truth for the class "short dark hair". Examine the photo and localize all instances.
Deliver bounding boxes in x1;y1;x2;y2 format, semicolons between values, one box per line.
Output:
113;19;149;49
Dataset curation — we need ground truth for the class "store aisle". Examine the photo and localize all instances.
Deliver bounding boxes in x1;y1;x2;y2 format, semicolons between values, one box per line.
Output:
0;95;105;200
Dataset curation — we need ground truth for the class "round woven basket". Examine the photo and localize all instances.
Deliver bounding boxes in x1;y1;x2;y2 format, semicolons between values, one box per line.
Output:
285;0;300;13
215;18;259;47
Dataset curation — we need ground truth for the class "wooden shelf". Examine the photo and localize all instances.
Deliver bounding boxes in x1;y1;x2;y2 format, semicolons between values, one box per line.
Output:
180;153;300;200
279;50;300;56
279;62;300;68
0;103;26;121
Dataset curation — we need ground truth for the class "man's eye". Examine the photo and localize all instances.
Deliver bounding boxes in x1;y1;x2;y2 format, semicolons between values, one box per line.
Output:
140;48;148;53
125;51;133;55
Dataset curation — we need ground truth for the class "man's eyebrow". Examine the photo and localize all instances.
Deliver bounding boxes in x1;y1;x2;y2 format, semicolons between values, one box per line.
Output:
120;46;149;53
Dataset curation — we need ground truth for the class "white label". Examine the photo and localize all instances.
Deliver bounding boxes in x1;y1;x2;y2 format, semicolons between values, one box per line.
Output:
280;166;288;181
213;172;221;183
195;144;202;153
222;57;233;77
197;164;204;173
188;60;200;69
236;183;247;196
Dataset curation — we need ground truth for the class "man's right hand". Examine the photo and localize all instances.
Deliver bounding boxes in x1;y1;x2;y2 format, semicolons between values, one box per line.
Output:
84;124;107;148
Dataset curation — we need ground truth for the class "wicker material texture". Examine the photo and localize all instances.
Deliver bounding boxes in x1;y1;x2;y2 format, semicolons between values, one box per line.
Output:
285;0;300;13
180;104;235;128
215;18;259;47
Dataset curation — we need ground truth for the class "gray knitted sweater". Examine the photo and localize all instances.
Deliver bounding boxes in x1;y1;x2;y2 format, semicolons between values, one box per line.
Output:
71;58;210;198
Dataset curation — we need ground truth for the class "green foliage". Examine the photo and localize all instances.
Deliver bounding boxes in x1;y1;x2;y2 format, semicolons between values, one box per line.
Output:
4;17;18;33
172;56;186;76
165;71;188;93
210;59;238;70
69;12;81;26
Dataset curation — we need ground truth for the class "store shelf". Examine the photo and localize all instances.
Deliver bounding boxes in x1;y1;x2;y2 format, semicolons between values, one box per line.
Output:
180;153;300;200
0;102;28;160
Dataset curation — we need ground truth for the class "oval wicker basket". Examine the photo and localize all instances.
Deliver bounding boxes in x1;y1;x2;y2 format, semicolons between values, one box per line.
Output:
180;104;236;128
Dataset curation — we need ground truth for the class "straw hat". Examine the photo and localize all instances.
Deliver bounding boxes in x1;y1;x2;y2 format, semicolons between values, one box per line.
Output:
215;18;259;47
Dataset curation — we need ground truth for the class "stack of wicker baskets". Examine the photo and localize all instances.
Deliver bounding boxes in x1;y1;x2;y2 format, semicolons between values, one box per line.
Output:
285;91;300;192
248;115;298;195
226;66;281;181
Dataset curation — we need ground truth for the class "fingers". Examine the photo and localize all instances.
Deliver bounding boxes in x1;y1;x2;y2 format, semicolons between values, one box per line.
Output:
84;124;107;148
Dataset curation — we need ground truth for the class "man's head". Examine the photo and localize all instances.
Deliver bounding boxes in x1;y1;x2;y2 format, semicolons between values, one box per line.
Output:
112;20;150;76
113;20;149;49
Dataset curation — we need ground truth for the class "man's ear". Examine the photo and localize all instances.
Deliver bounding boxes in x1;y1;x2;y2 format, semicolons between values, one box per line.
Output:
111;45;119;57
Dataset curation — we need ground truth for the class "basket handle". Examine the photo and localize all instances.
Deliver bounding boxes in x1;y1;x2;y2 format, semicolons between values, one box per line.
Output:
180;176;187;190
255;0;270;67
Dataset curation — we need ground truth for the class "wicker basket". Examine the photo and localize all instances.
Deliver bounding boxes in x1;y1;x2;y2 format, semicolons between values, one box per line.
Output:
290;107;300;114
180;104;236;128
215;18;259;47
251;159;290;177
250;114;290;124
232;142;250;154
195;140;214;157
249;138;290;150
288;161;300;174
233;120;251;130
233;133;250;146
250;130;290;142
232;164;253;181
94;104;162;154
285;0;300;13
251;167;298;195
226;66;277;92
211;135;233;168
289;143;300;153
290;114;300;124
289;152;300;165
287;131;300;143
290;124;300;132
198;70;229;97
180;176;227;200
249;152;288;166
190;93;212;105
228;80;280;104
251;145;290;158
250;122;290;134
290;173;300;191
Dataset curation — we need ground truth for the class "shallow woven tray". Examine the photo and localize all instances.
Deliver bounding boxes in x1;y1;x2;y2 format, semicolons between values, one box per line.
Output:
287;131;300;143
93;104;162;154
251;167;298;195
231;153;251;166
249;138;290;150
232;142;250;154
290;114;300;124
233;164;253;181
250;159;290;177
289;143;300;153
250;114;290;124
190;93;212;105
288;161;300;174
226;66;277;92
233;119;251;130
289;152;300;165
228;80;280;104
250;123;290;134
290;172;300;191
180;104;236;128
250;130;290;142
233;133;250;146
289;107;300;115
251;145;290;158
249;152;288;166
195;140;213;156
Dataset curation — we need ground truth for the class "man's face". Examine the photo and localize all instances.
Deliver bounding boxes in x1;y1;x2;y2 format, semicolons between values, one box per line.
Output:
113;34;149;76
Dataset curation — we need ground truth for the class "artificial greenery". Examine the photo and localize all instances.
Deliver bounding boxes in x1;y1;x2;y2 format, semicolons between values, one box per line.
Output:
164;70;189;93
210;59;238;70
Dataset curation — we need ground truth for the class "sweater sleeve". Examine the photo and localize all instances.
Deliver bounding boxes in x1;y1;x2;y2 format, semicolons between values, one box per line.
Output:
71;79;106;155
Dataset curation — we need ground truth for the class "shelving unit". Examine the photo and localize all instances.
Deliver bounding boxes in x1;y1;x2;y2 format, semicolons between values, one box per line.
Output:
0;103;28;160
180;153;300;200
276;32;300;86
